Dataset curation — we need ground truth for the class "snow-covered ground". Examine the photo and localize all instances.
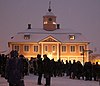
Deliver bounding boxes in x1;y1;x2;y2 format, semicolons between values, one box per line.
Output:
0;74;99;86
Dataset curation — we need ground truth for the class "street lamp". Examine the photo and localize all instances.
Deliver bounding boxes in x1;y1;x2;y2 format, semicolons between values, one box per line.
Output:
81;50;85;65
81;49;93;65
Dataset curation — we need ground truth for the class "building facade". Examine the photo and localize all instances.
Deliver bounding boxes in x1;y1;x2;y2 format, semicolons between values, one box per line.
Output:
8;4;90;64
89;54;100;64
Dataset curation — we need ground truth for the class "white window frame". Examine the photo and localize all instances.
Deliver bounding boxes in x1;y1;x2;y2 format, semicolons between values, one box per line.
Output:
52;45;56;53
62;45;67;52
24;35;30;40
33;45;38;52
70;45;76;53
44;45;48;52
79;45;85;52
23;45;30;52
69;35;75;40
13;45;20;51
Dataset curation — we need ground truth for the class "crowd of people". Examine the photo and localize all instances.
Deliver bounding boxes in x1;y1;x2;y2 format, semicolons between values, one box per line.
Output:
0;50;100;86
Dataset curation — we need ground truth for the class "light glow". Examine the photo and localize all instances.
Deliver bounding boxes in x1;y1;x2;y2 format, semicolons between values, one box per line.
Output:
53;22;56;24
44;21;47;24
47;53;53;60
98;62;100;65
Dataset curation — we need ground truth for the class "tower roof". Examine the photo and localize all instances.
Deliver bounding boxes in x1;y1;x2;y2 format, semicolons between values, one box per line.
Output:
44;1;55;16
45;12;55;16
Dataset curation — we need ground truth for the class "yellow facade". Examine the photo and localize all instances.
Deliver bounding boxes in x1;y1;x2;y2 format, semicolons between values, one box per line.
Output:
8;3;90;64
8;38;89;64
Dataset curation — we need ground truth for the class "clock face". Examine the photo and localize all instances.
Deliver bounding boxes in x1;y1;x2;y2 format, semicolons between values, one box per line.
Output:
48;18;52;21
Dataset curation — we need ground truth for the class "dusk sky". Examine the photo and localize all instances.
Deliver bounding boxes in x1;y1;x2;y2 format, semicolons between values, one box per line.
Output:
0;0;100;53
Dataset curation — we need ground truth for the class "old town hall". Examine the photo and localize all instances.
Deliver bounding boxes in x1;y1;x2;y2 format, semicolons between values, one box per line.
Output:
8;2;90;64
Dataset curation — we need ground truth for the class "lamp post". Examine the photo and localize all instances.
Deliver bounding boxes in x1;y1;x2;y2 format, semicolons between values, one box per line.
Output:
81;49;93;65
88;50;93;61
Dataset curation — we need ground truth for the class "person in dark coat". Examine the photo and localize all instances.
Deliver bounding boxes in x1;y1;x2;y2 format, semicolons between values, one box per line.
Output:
33;58;37;75
0;54;2;74
65;60;69;76
37;54;43;85
71;60;77;79
23;58;29;76
75;61;83;79
92;63;97;81
5;50;24;86
18;55;25;79
94;62;100;81
43;54;51;86
84;62;92;80
1;54;8;77
68;60;72;78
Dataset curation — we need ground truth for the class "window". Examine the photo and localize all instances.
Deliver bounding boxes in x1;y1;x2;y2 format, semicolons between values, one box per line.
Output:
14;45;19;51
52;45;56;52
62;46;66;52
70;46;75;52
44;45;48;52
34;46;38;52
79;46;84;52
24;45;29;52
69;35;75;40
53;22;56;24
44;21;47;24
24;35;30;40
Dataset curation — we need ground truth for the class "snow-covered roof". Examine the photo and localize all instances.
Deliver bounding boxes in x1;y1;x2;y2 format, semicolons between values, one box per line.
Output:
45;11;55;16
9;28;89;43
18;27;78;34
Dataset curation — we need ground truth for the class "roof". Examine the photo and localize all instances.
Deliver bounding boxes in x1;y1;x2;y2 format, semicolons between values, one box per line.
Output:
90;54;100;59
9;28;89;43
44;11;55;16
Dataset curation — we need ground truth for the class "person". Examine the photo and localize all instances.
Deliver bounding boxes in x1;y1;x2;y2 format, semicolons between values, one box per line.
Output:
18;54;25;86
84;62;92;80
75;61;83;79
1;54;8;77
95;62;100;81
5;50;24;86
43;54;51;86
71;60;77;79
37;54;43;85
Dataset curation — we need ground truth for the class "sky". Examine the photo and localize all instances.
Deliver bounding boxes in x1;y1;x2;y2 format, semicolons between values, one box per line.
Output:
0;0;100;54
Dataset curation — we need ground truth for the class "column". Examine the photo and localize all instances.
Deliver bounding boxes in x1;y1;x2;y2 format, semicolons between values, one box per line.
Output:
41;43;43;58
57;43;59;60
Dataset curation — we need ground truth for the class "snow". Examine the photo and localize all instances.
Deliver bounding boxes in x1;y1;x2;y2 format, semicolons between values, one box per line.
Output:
0;74;99;86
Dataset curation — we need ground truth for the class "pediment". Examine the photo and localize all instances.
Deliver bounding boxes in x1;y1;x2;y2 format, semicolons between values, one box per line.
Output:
40;36;59;42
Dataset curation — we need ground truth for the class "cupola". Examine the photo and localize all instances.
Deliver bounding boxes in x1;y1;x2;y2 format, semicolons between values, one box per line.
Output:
43;1;57;31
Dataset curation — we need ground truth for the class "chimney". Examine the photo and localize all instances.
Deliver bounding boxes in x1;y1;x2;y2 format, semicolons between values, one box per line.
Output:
57;24;60;29
28;24;31;29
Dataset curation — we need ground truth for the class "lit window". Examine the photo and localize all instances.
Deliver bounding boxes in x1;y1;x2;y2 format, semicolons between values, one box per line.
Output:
69;35;75;40
70;46;75;52
24;35;30;40
79;46;84;52
44;21;48;24
24;45;29;52
62;46;66;52
34;46;38;52
52;45;56;52
53;22;56;24
44;45;48;52
13;45;19;51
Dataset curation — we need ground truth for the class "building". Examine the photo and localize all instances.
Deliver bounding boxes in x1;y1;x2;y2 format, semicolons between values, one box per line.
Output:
8;2;90;64
89;54;100;64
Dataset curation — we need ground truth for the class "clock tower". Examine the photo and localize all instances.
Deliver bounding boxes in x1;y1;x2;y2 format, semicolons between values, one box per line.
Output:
43;1;57;31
